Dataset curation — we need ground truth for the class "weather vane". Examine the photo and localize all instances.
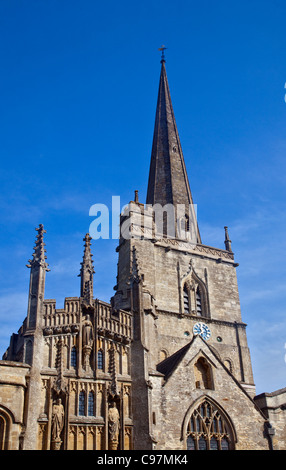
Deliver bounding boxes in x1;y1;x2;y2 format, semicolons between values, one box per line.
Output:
158;45;167;62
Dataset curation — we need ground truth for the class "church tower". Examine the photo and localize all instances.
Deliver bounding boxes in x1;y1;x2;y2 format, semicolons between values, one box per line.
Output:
113;55;269;450
1;54;280;451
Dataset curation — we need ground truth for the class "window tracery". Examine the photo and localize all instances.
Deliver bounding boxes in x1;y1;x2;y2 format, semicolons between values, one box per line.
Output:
186;399;234;450
182;270;209;318
0;408;12;450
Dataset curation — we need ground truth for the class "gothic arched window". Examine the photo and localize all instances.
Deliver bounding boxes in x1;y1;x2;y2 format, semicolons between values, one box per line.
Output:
88;391;95;416
97;350;104;370
194;357;213;390
0;408;12;450
78;391;85;416
71;346;77;369
182;272;209;318
186;399;234;450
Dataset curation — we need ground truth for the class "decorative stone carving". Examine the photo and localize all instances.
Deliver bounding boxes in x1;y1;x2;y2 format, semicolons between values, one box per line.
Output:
82;314;94;370
51;398;65;450
108;402;120;450
82;315;93;347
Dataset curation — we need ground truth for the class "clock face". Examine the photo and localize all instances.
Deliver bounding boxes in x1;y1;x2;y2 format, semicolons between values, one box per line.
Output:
193;322;211;341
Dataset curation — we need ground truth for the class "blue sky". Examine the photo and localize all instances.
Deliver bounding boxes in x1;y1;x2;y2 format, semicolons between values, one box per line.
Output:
0;0;286;395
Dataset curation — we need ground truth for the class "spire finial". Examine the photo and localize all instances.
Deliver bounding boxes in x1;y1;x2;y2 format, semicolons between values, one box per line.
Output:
79;233;95;303
158;45;167;63
224;226;233;253
26;224;50;271
146;45;202;244
134;190;139;204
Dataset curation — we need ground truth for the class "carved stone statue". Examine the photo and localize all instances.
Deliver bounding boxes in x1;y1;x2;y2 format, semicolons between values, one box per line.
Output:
82;314;94;371
51;398;65;450
82;314;93;347
108;402;120;450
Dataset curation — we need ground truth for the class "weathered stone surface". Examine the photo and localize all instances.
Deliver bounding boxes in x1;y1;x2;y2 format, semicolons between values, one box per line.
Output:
0;60;285;451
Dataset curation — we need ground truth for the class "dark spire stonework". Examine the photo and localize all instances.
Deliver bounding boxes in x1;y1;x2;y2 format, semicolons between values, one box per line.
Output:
79;233;95;303
26;224;50;271
224;226;233;253
26;224;50;330
146;60;201;243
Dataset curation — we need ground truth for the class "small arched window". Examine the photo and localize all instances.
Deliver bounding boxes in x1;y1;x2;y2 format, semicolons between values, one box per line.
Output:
71;346;77;369
194;357;213;390
182;271;209;318
0;409;12;450
78;391;85;416
159;350;168;362
97;350;104;370
88;392;95;416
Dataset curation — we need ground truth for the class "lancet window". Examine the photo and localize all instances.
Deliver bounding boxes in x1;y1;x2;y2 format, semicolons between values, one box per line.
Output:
194;357;213;390
0;409;11;450
71;346;77;369
97;350;104;370
78;391;85;416
88;391;95;416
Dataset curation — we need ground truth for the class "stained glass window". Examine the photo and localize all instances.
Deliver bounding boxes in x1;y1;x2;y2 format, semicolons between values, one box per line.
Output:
186;399;233;450
187;436;195;450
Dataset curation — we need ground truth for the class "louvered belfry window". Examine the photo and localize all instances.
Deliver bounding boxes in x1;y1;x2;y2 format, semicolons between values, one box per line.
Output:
196;287;202;316
183;285;190;314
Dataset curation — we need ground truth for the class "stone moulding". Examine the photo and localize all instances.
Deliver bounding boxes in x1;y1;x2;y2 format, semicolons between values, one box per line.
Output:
155;309;247;329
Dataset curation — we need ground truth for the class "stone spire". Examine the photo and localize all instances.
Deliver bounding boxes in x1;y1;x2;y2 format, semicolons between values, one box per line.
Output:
146;59;201;243
26;224;50;330
24;224;50;448
79;234;95;304
26;224;50;271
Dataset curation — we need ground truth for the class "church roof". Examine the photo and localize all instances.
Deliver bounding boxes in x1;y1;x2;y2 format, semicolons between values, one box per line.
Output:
156;339;194;380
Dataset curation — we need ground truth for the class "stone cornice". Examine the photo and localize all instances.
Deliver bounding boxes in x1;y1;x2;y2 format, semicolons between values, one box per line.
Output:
155;309;247;328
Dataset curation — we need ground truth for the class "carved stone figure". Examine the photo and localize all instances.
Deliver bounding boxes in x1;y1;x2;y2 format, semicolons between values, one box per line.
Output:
108;402;120;450
82;314;93;347
82;314;94;370
51;398;65;449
